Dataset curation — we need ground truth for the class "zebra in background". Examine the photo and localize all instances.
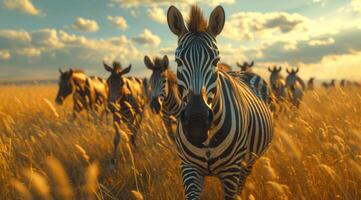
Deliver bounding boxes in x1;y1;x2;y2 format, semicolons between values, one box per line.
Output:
286;67;305;108
55;69;108;119
268;66;287;101
103;61;146;166
144;55;182;141
307;77;315;91
167;5;273;199
230;61;272;106
236;60;254;73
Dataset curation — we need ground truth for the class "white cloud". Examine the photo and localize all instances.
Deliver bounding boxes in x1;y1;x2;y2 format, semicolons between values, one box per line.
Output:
109;0;234;8
308;37;335;46
3;0;42;16
147;6;167;24
222;12;309;42
299;50;361;81
0;29;31;42
72;17;99;32
133;29;161;46
350;0;361;13
31;29;63;48
16;47;41;57
308;0;328;6
107;16;128;30
0;50;11;60
338;0;361;14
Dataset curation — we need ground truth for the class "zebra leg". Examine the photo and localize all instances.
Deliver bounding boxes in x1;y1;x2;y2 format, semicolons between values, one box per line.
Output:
219;167;241;200
181;163;204;200
238;165;253;192
111;121;121;165
72;103;82;120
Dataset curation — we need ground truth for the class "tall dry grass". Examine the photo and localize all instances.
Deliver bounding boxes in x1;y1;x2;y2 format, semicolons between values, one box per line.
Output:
0;84;360;200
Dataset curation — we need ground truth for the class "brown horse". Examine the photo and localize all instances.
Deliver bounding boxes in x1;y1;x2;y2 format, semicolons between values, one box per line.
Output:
55;69;108;119
103;61;146;166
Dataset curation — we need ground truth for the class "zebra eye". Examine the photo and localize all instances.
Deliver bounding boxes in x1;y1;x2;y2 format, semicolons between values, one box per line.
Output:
212;58;220;67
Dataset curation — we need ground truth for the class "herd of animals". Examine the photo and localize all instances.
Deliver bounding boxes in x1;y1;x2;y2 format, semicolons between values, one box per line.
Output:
53;5;360;200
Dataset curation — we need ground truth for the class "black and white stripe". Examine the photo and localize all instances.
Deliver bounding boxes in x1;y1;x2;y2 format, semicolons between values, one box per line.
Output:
285;68;305;108
227;70;272;106
168;5;274;199
145;56;182;140
103;62;146;166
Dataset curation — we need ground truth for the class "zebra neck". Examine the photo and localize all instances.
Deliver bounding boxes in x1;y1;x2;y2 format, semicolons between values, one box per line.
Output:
208;78;224;136
163;81;182;117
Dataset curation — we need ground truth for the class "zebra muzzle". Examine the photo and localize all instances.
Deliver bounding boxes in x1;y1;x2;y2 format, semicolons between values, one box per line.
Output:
180;94;214;144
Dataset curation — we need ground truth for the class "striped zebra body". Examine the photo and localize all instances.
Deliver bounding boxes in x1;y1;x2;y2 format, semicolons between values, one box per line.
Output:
268;66;288;102
158;77;182;140
175;70;273;199
167;5;274;199
56;69;108;119
286;68;305;108
144;55;182;140
227;70;271;105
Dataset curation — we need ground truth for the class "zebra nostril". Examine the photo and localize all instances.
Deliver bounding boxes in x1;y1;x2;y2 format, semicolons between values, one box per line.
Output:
208;109;214;124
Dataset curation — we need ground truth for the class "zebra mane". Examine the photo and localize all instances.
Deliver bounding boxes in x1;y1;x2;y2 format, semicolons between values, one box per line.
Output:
187;5;207;33
113;61;122;71
166;69;177;83
153;57;166;69
61;69;84;79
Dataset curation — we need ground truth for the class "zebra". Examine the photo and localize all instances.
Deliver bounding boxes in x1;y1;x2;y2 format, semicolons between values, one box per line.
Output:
167;5;274;199
229;61;272;106
103;61;146;166
285;67;305;108
236;61;254;73
307;77;315;91
144;55;182;141
268;66;287;101
55;69;108;119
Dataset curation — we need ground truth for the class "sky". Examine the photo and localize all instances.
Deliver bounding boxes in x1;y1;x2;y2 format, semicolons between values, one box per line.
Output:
0;0;361;81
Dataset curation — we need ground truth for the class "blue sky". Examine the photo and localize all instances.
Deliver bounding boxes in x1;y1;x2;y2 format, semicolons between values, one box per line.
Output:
0;0;361;81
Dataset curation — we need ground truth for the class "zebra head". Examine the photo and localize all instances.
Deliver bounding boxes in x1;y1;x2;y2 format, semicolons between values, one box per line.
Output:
167;5;225;143
103;61;132;109
268;66;282;87
144;55;170;114
237;61;254;73
56;69;75;105
285;67;299;89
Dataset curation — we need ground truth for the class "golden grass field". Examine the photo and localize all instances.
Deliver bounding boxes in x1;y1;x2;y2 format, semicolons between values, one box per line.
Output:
0;84;361;200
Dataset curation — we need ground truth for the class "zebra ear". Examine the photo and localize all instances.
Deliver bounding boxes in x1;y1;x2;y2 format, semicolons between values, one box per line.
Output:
103;61;113;72
163;55;169;70
167;6;187;37
144;56;154;70
295;67;299;73
236;62;242;68
268;67;272;72
59;68;64;75
286;68;291;74
119;64;132;76
207;5;225;37
250;61;254;67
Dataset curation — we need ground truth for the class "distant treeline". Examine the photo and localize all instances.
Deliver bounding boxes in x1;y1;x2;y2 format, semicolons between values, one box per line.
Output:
0;79;57;85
